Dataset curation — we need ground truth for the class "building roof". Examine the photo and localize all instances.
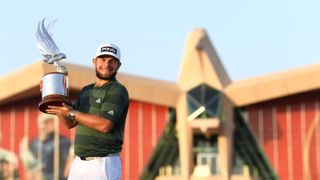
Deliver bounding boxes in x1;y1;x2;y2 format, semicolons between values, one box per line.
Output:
224;63;320;106
177;28;231;91
0;61;181;107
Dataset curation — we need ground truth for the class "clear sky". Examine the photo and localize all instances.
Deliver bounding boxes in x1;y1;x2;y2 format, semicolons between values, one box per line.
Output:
1;1;320;82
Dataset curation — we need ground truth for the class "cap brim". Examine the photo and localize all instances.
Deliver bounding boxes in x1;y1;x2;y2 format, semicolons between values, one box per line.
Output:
95;53;119;61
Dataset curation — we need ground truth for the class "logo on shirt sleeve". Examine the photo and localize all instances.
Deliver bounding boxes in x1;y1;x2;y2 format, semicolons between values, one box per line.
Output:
107;110;114;116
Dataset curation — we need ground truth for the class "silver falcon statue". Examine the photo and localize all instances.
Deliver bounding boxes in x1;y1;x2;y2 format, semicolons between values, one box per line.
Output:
36;18;67;74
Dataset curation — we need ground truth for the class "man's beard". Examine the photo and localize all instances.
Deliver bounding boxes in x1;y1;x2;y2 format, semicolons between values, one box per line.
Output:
96;69;117;81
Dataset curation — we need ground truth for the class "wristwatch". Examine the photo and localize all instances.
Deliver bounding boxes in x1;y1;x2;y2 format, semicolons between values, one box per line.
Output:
69;110;77;122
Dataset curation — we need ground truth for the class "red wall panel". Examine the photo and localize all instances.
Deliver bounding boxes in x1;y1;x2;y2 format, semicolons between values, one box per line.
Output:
262;106;276;173
122;101;169;180
276;103;289;179
291;103;303;179
1;108;11;150
247;91;320;180
305;100;317;180
155;106;168;141
14;106;27;180
127;101;139;179
28;107;40;141
142;103;153;166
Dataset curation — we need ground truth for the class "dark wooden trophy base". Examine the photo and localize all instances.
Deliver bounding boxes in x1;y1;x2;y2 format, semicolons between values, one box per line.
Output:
39;94;72;113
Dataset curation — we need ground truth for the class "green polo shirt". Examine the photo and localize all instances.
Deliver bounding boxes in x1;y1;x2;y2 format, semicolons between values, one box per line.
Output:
73;78;129;157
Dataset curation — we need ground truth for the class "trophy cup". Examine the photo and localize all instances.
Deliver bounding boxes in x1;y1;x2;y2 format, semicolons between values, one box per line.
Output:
36;18;72;113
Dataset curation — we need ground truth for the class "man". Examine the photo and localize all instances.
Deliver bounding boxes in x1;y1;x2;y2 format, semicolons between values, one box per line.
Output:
20;113;71;180
0;158;18;180
0;133;19;180
46;43;129;180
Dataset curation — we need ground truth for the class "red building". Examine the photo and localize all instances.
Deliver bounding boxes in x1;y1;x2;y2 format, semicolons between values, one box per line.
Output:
0;29;319;180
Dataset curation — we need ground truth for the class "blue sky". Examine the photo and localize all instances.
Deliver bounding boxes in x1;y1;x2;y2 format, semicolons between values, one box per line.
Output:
1;1;320;82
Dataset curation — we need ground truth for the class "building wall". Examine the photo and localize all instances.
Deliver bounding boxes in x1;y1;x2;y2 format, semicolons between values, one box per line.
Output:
122;100;169;180
0;96;169;180
247;90;320;180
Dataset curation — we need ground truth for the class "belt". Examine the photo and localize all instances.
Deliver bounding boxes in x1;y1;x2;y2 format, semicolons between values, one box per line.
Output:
79;153;119;161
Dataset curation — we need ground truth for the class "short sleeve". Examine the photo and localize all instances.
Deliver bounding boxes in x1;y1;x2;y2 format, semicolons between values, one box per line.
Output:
100;87;129;124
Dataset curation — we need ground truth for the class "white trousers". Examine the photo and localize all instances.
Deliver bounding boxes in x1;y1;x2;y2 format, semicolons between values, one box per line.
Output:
68;156;122;180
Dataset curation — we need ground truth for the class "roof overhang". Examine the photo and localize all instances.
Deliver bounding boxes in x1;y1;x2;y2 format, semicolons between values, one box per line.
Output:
0;61;181;107
224;64;320;106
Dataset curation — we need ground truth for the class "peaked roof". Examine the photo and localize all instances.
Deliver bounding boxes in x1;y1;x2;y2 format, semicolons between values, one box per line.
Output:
178;29;231;91
0;61;181;107
176;28;320;107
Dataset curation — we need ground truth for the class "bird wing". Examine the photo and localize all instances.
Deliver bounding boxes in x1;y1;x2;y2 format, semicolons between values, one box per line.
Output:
36;18;61;62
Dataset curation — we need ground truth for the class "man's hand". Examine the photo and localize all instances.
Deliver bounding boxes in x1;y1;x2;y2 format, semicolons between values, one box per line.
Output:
46;103;72;118
40;80;42;93
46;103;77;129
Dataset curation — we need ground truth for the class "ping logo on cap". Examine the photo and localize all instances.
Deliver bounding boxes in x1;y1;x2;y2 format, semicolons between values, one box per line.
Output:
101;46;117;54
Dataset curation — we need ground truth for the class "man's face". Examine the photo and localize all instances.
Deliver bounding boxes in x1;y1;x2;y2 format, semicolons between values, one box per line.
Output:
93;55;121;81
0;160;14;178
38;119;54;140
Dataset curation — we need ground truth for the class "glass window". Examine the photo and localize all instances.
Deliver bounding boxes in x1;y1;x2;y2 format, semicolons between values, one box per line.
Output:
193;134;219;175
187;84;221;120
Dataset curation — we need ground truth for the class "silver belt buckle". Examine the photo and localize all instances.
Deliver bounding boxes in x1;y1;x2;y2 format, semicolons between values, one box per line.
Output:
87;157;101;161
81;156;101;161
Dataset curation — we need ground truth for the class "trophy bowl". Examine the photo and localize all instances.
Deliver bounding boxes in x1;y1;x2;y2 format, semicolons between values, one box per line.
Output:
39;72;72;113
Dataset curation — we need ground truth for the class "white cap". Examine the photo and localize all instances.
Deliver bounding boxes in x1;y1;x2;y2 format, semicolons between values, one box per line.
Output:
95;43;121;61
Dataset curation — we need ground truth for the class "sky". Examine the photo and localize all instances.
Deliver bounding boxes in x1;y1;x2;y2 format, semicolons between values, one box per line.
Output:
1;1;320;82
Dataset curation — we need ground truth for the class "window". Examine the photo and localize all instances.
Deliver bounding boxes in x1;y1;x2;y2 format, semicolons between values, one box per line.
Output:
187;84;221;120
193;134;219;175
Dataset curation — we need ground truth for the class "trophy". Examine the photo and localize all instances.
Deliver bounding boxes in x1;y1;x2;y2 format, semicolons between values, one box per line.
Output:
36;18;72;113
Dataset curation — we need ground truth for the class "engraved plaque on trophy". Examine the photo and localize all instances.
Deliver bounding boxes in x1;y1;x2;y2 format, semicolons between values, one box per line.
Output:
36;18;72;113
